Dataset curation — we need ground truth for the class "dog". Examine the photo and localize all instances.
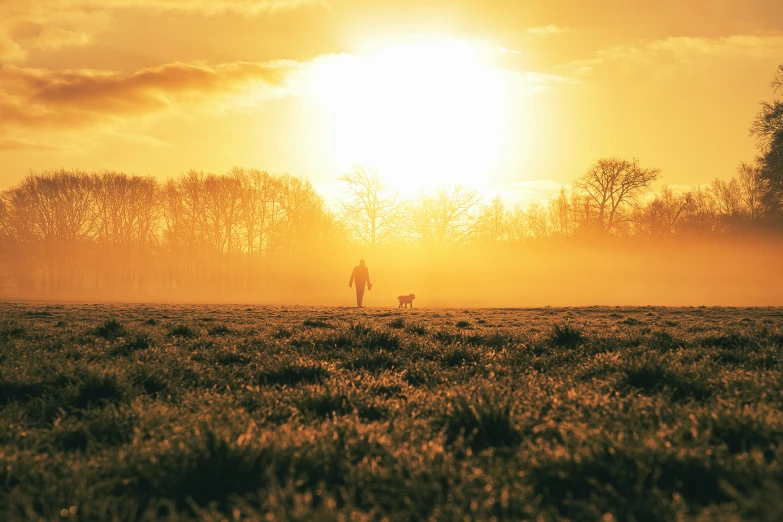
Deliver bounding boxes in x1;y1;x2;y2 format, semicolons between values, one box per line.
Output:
397;294;416;308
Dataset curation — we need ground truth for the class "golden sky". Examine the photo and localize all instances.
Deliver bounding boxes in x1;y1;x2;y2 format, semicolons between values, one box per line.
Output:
2;0;783;203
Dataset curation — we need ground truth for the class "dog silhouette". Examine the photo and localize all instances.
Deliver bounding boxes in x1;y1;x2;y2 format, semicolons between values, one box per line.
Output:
397;294;415;308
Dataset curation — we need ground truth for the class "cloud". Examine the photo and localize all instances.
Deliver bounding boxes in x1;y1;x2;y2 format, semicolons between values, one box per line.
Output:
0;60;299;131
0;2;111;62
97;0;327;15
0;138;58;151
526;25;569;37
507;71;573;94
0;0;326;62
647;34;783;58
563;33;783;76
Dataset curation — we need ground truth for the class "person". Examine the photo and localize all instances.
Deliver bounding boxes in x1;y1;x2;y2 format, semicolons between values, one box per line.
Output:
348;259;372;307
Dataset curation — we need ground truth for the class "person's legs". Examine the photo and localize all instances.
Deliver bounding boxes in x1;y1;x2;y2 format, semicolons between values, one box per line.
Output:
356;287;365;307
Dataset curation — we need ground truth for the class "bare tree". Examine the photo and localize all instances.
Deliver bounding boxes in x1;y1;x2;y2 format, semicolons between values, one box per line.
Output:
546;188;579;238
679;186;718;235
525;202;551;240
575;158;660;234
233;168;275;257
274;174;331;256
93;172;160;292
634;186;690;238
407;185;481;246
339;166;398;248
0;188;39;293
710;178;743;226
505;205;530;244
737;162;769;220
475;196;508;243
19;171;96;292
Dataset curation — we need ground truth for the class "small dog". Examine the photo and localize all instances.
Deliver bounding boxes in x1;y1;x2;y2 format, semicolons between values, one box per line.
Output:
397;294;416;308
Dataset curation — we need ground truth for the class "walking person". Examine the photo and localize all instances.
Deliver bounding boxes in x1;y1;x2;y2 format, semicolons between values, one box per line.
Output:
348;259;372;307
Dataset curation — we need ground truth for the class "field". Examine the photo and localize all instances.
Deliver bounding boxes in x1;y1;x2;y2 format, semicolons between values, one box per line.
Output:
2;303;783;521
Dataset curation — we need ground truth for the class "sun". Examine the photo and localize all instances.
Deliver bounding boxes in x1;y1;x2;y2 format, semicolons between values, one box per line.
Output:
310;38;509;196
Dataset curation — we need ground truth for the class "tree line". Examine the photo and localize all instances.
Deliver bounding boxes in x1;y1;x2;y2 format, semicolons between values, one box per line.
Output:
0;64;781;297
339;158;770;248
0;169;339;295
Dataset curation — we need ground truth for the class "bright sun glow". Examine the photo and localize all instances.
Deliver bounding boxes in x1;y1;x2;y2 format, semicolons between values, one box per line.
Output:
310;39;509;195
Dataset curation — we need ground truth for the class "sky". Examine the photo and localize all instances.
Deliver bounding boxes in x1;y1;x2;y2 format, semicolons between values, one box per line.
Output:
2;0;783;204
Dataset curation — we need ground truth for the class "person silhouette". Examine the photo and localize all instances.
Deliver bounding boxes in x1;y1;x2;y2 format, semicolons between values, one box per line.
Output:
348;259;372;307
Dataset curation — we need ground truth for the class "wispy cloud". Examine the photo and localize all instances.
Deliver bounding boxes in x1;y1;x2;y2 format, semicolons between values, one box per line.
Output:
0;61;299;131
562;33;783;76
526;25;569;37
94;0;328;15
0;0;326;61
507;71;573;94
0;138;58;151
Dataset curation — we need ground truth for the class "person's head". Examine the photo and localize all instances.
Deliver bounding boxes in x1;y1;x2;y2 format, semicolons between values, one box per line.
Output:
359;259;365;266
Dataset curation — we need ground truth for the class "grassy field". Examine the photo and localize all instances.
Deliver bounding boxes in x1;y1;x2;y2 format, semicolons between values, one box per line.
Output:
1;303;783;521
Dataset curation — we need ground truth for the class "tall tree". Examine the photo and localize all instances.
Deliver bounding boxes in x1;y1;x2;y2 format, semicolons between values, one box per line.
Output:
475;196;508;244
19;171;96;292
736;162;769;221
339;167;398;248
575;158;660;234
750;63;783;217
634;186;690;238
0;187;39;292
710;177;743;223
406;185;481;246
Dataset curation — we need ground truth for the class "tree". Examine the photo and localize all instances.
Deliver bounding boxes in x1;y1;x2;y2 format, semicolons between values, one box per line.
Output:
505;205;530;244
18;171;96;292
406;185;481;246
575;158;660;234
339;167;398;248
93;172;159;291
634;186;690;238
737;162;769;221
547;188;581;238
750;63;783;217
679;186;718;235
273;174;333;256
233;168;276;257
525;202;551;240
0;187;39;293
710;177;743;223
475;196;508;244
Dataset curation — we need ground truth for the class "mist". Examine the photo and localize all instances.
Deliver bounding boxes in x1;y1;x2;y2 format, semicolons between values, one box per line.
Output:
1;167;782;307
2;238;781;307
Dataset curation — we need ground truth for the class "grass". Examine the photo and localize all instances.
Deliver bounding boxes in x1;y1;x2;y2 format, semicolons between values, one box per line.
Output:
437;389;522;451
547;322;585;348
257;360;330;386
93;318;127;340
0;302;782;521
168;324;197;338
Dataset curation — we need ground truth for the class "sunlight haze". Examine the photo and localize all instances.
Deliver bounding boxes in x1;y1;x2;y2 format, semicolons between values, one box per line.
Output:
2;0;782;198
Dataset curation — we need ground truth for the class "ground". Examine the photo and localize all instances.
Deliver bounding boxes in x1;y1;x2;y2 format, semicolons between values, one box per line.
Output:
1;303;783;521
